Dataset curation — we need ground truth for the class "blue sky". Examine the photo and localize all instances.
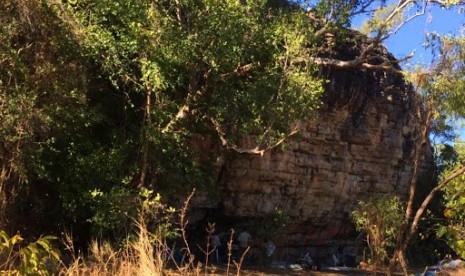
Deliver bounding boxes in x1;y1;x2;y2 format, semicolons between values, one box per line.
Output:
353;5;464;64
352;5;465;141
384;6;463;64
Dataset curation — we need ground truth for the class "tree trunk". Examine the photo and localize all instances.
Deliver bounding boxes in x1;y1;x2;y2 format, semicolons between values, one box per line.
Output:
386;94;465;275
387;97;431;275
0;163;7;227
139;88;152;188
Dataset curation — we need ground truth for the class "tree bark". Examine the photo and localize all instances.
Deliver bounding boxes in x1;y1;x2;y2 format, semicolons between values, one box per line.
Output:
387;97;431;276
387;97;465;275
139;88;152;188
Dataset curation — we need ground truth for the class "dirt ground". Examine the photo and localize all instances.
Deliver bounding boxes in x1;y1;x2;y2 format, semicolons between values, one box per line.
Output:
169;265;436;276
231;267;372;275
167;265;384;276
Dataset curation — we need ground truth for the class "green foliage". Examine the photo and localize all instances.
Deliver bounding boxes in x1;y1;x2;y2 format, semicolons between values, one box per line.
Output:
398;26;465;264
312;0;387;28
359;3;400;35
352;195;404;266
0;0;95;233
65;0;324;145
34;0;325;238
439;141;465;258
411;34;465;119
396;33;465;263
437;143;460;173
138;188;178;240
0;230;60;275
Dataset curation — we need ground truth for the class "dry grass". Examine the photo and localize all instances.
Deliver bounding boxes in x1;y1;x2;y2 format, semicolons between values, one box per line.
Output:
60;221;167;276
0;190;251;275
58;190;250;276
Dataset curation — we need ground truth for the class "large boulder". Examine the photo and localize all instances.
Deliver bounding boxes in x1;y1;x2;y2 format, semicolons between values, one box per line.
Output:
217;53;418;246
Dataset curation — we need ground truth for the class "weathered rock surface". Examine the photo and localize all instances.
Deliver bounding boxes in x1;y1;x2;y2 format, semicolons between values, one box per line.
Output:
184;30;421;251
217;64;418;246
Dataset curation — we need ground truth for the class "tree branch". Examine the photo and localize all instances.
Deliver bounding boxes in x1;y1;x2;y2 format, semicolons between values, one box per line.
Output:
349;0;379;16
161;104;190;134
219;62;261;79
385;1;428;39
209;117;299;156
408;165;465;239
307;56;407;74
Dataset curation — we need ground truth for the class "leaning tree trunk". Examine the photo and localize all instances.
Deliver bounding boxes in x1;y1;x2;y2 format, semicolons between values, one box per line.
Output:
387;95;431;276
387;91;465;275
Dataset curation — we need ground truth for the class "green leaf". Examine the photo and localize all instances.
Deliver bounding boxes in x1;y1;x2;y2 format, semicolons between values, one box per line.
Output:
437;225;448;238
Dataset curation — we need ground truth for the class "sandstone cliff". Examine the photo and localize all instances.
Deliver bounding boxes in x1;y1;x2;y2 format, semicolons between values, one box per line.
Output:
213;45;418;247
183;30;422;255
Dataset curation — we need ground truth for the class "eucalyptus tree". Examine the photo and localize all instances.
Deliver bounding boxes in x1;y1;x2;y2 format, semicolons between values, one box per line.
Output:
63;0;327;187
35;0;329;235
419;34;465;254
386;34;465;274
309;1;465;274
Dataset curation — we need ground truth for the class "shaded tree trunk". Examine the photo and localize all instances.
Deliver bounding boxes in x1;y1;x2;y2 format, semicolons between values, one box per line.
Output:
139;87;152;188
387;96;465;275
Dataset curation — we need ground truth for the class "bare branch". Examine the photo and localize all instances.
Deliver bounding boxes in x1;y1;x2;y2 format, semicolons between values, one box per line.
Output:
307;56;406;74
209;117;299;156
174;0;183;24
161;104;190;133
428;0;465;5
139;86;152;187
386;0;413;24
179;189;196;269
350;8;378;16
219;63;259;78
234;63;255;76
349;0;379;16
360;62;404;73
314;25;330;38
408;165;465;238
385;1;428;39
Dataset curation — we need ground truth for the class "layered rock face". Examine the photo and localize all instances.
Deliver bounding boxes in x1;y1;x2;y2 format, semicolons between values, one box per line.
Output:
218;65;418;246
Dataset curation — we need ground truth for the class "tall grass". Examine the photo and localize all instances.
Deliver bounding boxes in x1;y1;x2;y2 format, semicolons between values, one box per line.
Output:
58;190;248;276
60;220;167;276
1;190;249;275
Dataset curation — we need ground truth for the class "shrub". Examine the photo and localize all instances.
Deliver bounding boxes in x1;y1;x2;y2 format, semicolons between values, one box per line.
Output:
0;230;60;275
352;195;404;269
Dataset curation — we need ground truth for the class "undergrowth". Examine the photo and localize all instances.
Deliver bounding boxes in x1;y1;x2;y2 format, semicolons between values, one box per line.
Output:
0;190;249;276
